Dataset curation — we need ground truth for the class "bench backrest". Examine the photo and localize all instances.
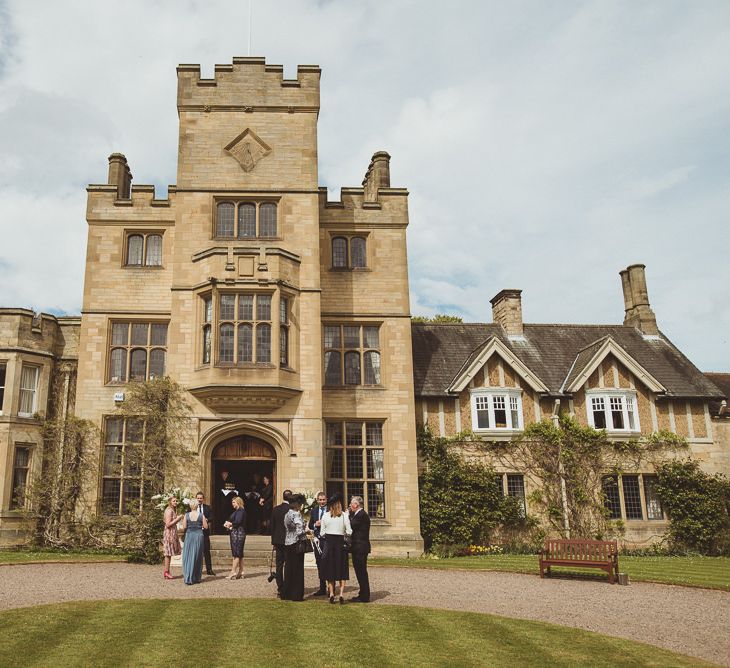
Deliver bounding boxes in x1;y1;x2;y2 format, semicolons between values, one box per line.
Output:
543;539;618;562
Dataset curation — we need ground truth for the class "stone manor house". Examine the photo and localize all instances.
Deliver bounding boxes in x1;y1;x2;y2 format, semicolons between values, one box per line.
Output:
0;58;727;551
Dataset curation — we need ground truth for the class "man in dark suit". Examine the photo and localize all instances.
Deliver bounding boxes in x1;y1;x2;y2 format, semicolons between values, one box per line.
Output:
270;489;292;597
196;491;215;575
348;495;371;602
218;470;239;533
307;490;328;596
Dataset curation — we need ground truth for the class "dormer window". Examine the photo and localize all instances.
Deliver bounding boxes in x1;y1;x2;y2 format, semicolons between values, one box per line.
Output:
470;389;523;431
587;390;639;432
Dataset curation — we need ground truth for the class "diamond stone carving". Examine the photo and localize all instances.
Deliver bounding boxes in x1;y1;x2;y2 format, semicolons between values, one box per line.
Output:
224;128;272;172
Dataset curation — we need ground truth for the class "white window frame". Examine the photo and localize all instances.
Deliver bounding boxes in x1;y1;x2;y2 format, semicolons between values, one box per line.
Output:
586;389;640;433
470;388;523;432
18;365;39;417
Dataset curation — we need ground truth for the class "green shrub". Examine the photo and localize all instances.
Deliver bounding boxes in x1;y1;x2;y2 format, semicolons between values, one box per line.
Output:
655;459;730;555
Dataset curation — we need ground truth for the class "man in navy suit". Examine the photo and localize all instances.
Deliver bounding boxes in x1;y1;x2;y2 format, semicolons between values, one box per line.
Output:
195;491;215;576
307;490;328;596
348;495;371;602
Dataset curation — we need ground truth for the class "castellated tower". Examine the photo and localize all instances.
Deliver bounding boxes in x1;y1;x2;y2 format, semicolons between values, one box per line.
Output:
75;57;422;555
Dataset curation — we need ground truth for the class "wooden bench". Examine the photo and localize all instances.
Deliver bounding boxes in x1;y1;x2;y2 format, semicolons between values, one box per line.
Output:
539;539;619;583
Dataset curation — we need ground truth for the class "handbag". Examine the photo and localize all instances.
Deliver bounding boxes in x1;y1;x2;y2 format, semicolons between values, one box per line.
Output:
295;535;313;554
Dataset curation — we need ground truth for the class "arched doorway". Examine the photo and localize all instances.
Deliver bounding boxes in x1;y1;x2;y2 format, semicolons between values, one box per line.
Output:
211;435;276;535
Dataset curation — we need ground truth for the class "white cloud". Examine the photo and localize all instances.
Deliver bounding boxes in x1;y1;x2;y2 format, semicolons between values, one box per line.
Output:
0;0;728;371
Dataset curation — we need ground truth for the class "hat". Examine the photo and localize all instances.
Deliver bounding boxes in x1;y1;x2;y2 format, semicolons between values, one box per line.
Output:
327;492;344;506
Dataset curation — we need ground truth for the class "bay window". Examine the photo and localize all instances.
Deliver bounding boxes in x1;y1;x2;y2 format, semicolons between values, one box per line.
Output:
470;389;523;431
588;391;639;432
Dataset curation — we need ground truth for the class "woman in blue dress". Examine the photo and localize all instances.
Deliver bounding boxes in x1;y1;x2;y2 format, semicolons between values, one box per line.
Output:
181;499;208;585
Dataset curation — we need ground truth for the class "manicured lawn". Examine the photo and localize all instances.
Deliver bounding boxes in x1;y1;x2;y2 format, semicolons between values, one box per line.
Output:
0;549;127;565
370;554;730;591
0;599;712;668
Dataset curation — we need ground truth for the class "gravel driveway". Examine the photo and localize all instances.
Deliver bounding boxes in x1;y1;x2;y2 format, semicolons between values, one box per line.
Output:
1;563;728;666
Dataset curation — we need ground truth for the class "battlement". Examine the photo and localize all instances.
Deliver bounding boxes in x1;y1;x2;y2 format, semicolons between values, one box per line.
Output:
177;57;320;112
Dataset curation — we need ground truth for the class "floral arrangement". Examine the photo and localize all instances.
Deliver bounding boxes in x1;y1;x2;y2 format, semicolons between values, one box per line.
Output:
299;489;317;518
466;544;504;556
151;487;194;515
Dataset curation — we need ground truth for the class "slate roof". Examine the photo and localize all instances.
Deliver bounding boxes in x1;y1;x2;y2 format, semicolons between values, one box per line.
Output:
411;323;724;399
704;372;730;416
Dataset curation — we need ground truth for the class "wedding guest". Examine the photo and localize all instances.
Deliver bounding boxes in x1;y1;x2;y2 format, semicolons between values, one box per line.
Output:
307;490;328;596
271;489;292;597
195;491;214;576
162;495;183;580
283;493;309;601
218;470;238;533
320;494;352;604
258;474;274;534
223;496;246;579
349;495;371;602
181;498;208;585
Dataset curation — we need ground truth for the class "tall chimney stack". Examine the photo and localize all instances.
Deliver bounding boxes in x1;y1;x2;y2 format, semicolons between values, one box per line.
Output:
362;151;391;203
108;153;132;199
490;289;524;337
620;264;658;335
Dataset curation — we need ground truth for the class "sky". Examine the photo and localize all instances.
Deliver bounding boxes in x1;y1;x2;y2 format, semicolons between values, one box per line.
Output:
0;0;728;370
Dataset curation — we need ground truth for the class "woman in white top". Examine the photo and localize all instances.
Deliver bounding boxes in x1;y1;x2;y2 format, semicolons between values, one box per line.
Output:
319;495;352;604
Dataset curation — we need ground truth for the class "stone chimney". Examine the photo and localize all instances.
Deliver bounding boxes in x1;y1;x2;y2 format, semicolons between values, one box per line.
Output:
619;264;658;335
490;289;523;337
108;153;132;199
362;151;391;202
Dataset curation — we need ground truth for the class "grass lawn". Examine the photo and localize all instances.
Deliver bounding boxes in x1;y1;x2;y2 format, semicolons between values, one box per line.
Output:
0;599;713;668
0;549;127;565
370;554;730;591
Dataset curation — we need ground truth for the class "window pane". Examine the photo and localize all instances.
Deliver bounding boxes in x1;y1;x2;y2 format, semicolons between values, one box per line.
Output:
279;297;288;324
124;445;141;476
216;203;235;237
220;295;235;321
344;351;360;385
644;475;664;520
219;324;234;362
130;349;147;380
347;482;364;501
475;395;490;429
257;295;272;321
602;475;621;519
510;396;520;429
204;297;212;323
366;423;383;446
0;363;7;412
259;203;277;236
363;326;379;349
622;475;643;520
131;323;149;346
344;326;360;348
10;447;30;509
101;479;121;515
122;479;141;514
238;295;253;321
493;395;507;428
507;474;526;517
149;349;166;379
367;482;385;518
592;397;606;429
367;449;384;479
326;422;343;446
326;481;344;501
14;446;29;468
126;418;144;442
19;366;38;414
150;323;168;346
324;351;341;385
110;348;127;382
145;235;162;266
363;351;380;385
280;326;288;366
238;203;256;238
112;323;129;345
326;449;343;478
332;237;347;268
610;397;625;429
345;422;363;446
324;326;341;349
106;417;124;444
127;235;143;265
351;237;366;268
237;324;253;362
103;446;122;476
627;396;636;430
256;324;271;363
202;326;211;364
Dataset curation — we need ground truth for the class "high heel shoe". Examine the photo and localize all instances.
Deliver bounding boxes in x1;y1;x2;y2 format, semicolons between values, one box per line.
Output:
227;572;237;580
329;595;335;604
339;596;344;605
236;572;243;579
163;571;173;580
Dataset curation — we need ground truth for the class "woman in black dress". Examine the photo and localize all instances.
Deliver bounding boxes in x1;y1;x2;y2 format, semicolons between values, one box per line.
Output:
258;474;274;534
282;494;309;601
223;496;246;579
319;495;352;604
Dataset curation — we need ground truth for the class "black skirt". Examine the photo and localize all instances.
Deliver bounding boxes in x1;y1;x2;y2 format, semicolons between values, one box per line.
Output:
230;526;246;558
321;534;349;582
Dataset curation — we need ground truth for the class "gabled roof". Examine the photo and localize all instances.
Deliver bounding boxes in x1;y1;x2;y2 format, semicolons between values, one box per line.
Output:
560;336;665;394
411;323;724;399
448;336;549;393
704;372;730;416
